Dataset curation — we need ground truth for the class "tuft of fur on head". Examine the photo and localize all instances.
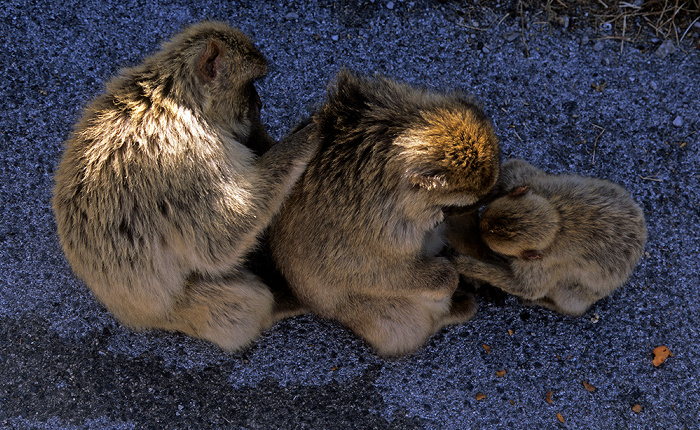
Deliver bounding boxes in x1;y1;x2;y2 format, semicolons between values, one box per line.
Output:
404;106;500;198
480;186;560;258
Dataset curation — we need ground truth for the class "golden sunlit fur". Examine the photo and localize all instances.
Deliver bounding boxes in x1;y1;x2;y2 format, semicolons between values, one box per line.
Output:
53;22;317;350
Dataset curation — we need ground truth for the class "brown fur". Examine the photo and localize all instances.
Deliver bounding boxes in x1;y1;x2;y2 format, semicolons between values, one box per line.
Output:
268;71;500;356
52;22;318;351
452;159;647;316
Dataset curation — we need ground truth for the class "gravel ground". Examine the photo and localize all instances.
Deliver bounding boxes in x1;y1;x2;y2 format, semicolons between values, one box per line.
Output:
1;1;699;428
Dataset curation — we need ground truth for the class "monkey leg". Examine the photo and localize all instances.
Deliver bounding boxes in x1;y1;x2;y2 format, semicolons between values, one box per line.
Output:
156;270;276;351
440;289;478;327
338;292;452;357
335;261;460;357
269;281;309;321
524;283;593;316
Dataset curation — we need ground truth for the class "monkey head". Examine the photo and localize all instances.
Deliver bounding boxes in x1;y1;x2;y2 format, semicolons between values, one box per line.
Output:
150;21;272;154
479;186;560;259
397;102;500;208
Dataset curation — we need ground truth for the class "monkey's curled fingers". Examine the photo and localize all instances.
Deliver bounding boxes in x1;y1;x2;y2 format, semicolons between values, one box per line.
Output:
450;254;482;275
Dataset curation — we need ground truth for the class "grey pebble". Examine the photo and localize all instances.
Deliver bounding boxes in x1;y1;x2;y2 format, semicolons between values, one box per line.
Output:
504;32;519;42
673;116;683;127
593;41;604;51
650;81;658;91
285;12;299;20
556;16;569;29
654;40;675;59
331;34;339;41
387;1;394;9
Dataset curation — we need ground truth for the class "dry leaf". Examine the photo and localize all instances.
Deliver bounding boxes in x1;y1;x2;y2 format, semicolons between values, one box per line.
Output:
557;413;565;423
632;404;642;413
508;329;514;336
476;392;487;400
483;344;491;354
591;81;607;92
583;380;596;392
546;390;553;404
496;369;506;377
653;345;673;366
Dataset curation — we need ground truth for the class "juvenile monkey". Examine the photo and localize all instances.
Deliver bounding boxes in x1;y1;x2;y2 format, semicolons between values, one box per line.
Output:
452;159;647;316
52;22;318;351
269;70;500;357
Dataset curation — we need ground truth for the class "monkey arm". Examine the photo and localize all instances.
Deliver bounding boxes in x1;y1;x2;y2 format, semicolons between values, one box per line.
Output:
452;254;544;300
252;122;318;217
217;124;319;263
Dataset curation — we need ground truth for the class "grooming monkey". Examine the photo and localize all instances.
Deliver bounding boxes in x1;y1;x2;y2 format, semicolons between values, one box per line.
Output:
53;22;318;350
451;159;647;316
269;70;500;357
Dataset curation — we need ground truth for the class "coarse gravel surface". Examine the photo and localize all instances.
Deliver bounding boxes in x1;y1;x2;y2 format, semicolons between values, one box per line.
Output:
1;1;699;429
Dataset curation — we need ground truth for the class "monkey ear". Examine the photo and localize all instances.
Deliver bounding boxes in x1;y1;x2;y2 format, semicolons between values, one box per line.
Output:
509;185;531;198
521;249;542;260
198;40;223;82
409;172;448;190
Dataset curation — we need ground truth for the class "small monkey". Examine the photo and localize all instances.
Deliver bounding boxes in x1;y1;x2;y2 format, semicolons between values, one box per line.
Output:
53;22;318;351
452;159;647;316
269;70;500;357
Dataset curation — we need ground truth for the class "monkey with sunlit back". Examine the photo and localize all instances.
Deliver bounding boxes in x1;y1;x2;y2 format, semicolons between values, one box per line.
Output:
53;22;318;351
269;70;500;357
451;158;647;316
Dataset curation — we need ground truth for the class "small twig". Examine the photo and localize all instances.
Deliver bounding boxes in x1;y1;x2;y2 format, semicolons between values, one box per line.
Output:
595;35;633;41
456;21;487;31
680;15;700;42
643;16;663;36
639;175;663;182
620;2;642;9
590;125;606;165
621;15;627;54
518;1;531;58
513;129;523;142
656;0;672;35
496;13;510;27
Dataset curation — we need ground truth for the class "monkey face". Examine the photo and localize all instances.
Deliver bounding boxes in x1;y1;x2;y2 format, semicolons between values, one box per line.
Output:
479;189;559;258
188;26;272;155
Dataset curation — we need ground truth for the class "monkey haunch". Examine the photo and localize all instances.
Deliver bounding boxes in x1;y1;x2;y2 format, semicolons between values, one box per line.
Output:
269;71;500;357
451;159;647;316
53;22;317;350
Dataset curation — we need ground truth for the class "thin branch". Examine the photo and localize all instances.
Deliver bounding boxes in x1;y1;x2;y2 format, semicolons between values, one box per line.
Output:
590;125;606;166
681;15;700;42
